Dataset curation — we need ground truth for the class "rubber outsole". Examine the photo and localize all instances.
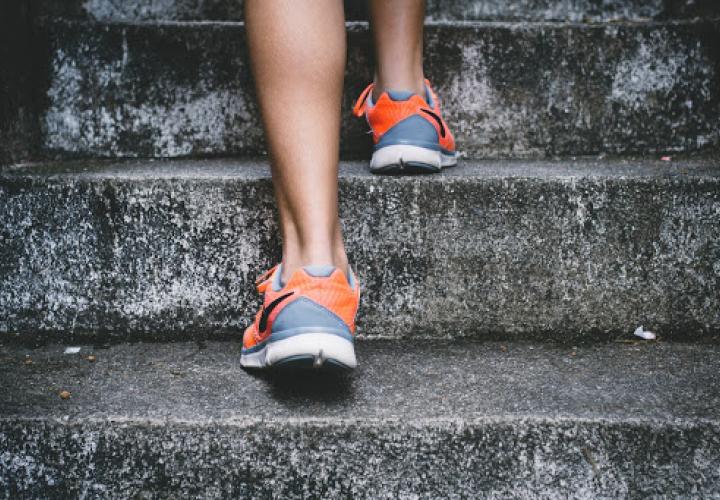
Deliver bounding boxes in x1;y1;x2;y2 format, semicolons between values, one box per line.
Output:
372;160;442;175
272;355;353;371
370;144;458;175
240;332;357;370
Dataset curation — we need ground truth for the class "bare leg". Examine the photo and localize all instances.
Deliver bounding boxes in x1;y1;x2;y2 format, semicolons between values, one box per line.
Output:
245;0;348;282
369;0;426;99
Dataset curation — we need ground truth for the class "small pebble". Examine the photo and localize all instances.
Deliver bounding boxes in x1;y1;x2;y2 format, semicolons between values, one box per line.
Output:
500;345;508;352
59;390;71;400
86;355;97;363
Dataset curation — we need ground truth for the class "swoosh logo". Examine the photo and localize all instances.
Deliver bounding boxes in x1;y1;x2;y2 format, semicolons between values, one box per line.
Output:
258;292;294;333
420;108;446;138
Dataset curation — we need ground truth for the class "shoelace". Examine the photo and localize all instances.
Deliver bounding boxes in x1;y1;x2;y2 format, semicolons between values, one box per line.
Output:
352;83;375;117
254;265;278;294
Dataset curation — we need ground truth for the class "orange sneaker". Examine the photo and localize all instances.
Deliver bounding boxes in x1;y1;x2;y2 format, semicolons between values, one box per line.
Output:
240;264;360;370
353;79;458;175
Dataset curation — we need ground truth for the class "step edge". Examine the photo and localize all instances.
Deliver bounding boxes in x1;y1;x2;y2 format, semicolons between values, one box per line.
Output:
42;17;720;30
2;415;719;429
2;159;719;182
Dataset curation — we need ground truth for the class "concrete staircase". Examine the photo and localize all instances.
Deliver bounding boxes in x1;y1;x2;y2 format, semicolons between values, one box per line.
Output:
1;0;719;497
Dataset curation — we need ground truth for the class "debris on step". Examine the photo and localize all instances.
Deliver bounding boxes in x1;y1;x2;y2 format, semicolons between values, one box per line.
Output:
64;347;81;354
633;326;657;340
58;390;71;400
581;447;600;475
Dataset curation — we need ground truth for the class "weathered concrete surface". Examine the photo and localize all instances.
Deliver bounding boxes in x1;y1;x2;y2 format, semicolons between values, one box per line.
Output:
35;0;720;22
39;20;720;159
1;159;718;342
424;0;720;21
1;340;719;498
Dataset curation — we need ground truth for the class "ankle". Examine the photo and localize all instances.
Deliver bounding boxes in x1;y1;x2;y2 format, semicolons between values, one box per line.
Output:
281;247;349;284
373;76;425;101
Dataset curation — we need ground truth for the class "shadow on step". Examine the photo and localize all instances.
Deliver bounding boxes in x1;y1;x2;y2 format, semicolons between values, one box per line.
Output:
244;367;356;405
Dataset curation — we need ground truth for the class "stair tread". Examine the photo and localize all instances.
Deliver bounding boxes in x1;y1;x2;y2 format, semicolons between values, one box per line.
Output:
3;340;719;424
5;157;720;180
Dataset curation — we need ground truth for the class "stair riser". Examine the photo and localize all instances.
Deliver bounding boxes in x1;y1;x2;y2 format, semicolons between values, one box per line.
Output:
37;0;720;22
2;420;718;498
1;167;718;341
0;2;39;166
40;21;720;159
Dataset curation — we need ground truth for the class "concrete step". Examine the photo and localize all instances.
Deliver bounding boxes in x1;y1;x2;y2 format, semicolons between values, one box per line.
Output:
1;340;719;497
1;158;718;342
38;0;720;22
37;20;720;159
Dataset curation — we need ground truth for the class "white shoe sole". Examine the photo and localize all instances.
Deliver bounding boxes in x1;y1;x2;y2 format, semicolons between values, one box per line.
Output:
370;144;458;175
240;332;357;370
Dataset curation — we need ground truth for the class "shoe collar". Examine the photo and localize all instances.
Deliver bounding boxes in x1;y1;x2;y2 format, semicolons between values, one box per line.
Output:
353;81;436;116
263;264;356;292
366;84;435;109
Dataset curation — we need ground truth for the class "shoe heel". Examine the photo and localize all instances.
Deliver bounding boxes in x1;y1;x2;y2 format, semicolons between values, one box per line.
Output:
370;145;442;175
267;332;357;369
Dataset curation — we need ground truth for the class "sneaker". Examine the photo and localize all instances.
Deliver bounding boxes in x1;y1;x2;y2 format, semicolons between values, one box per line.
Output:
353;79;458;175
240;264;360;370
